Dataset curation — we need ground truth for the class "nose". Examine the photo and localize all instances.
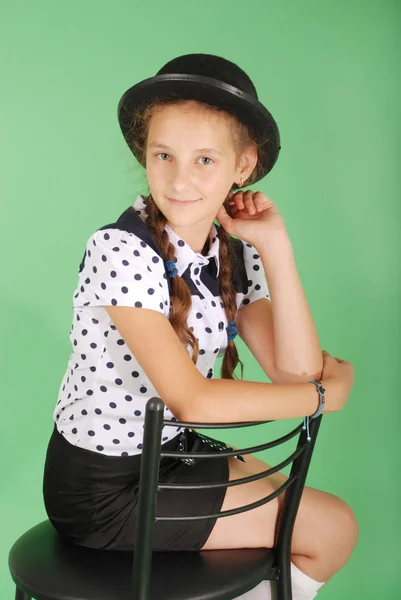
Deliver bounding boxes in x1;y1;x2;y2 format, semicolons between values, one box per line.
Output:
169;163;194;193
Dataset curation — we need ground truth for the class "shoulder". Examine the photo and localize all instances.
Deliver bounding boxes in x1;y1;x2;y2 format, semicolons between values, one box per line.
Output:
79;206;164;273
73;209;170;310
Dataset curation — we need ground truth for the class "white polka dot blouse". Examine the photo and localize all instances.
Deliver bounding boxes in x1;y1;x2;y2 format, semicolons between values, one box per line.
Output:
53;194;271;456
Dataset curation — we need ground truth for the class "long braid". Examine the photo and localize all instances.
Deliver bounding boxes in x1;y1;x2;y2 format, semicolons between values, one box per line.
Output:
143;194;200;365
218;225;244;380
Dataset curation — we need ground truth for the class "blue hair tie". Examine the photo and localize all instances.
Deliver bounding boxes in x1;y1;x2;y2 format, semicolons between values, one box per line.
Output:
226;320;237;341
164;259;178;278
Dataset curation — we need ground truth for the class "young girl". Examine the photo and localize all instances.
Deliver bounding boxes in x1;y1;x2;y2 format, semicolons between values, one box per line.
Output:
42;53;357;599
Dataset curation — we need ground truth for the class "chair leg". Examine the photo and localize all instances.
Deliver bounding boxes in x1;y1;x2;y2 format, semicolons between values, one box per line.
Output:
275;574;292;600
15;587;31;600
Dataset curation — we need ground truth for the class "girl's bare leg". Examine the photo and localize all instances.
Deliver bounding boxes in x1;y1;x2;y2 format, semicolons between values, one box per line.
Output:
201;449;358;586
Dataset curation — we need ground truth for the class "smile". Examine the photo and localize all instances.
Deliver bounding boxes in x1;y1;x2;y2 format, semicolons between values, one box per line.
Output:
167;198;200;205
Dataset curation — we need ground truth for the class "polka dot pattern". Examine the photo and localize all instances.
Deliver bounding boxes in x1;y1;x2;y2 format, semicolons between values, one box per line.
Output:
74;229;168;314
55;194;270;458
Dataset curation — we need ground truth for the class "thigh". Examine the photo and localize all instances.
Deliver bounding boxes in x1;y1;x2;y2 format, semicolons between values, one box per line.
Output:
225;449;358;560
200;459;281;550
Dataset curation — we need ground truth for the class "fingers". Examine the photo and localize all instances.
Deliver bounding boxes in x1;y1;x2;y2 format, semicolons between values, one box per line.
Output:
228;190;261;214
244;193;257;215
322;349;345;363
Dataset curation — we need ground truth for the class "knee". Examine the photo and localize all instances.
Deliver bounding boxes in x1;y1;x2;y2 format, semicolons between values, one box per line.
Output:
331;495;359;553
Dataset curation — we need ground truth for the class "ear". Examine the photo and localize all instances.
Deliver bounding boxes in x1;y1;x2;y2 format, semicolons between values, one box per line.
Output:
237;145;258;182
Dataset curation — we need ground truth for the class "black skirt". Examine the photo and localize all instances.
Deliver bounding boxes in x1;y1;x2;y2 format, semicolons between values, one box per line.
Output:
42;424;244;552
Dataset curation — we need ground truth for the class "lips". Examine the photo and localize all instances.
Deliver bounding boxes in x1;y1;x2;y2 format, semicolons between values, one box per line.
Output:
168;198;200;205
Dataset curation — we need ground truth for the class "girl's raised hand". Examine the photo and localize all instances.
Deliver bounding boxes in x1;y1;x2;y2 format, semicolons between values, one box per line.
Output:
216;190;287;249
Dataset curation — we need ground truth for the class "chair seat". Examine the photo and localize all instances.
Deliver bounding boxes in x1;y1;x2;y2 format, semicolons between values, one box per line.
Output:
8;520;277;600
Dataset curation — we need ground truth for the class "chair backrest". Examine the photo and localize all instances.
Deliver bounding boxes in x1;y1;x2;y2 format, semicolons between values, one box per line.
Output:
133;398;323;599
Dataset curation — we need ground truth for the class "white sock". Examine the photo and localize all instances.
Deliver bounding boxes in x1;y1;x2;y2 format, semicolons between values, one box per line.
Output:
290;561;325;599
231;561;325;600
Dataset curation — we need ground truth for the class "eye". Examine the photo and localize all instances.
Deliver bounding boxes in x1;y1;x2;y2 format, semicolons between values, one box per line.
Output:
155;153;214;165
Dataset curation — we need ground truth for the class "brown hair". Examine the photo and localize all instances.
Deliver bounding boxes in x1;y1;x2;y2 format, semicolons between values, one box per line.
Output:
125;98;267;380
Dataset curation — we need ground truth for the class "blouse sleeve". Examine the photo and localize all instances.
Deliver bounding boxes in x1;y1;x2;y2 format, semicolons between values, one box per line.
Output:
73;228;169;316
236;240;271;311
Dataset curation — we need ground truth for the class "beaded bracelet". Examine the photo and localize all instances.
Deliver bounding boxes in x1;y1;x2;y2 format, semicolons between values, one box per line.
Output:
303;379;326;443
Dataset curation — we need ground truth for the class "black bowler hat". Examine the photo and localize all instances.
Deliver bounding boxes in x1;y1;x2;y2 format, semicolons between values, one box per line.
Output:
117;53;281;185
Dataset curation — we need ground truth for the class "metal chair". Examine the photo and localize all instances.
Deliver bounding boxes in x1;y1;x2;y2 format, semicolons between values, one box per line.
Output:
8;397;322;600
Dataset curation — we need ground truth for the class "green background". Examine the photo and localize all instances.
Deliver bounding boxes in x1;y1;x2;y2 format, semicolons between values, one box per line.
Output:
1;1;400;598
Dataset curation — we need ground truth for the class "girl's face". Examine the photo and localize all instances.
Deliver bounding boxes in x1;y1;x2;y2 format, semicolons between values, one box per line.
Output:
145;102;256;249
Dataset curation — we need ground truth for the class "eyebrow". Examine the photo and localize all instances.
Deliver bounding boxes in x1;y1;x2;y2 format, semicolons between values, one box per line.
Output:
149;142;224;156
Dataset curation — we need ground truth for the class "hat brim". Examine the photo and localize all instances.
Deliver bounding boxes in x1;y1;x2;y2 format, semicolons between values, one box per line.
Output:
117;73;281;178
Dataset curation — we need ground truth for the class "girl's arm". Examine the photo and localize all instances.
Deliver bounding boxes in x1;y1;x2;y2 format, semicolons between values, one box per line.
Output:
105;305;340;424
237;230;323;384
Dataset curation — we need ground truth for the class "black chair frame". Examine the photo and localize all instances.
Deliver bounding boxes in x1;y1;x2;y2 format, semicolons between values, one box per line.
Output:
133;398;322;600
